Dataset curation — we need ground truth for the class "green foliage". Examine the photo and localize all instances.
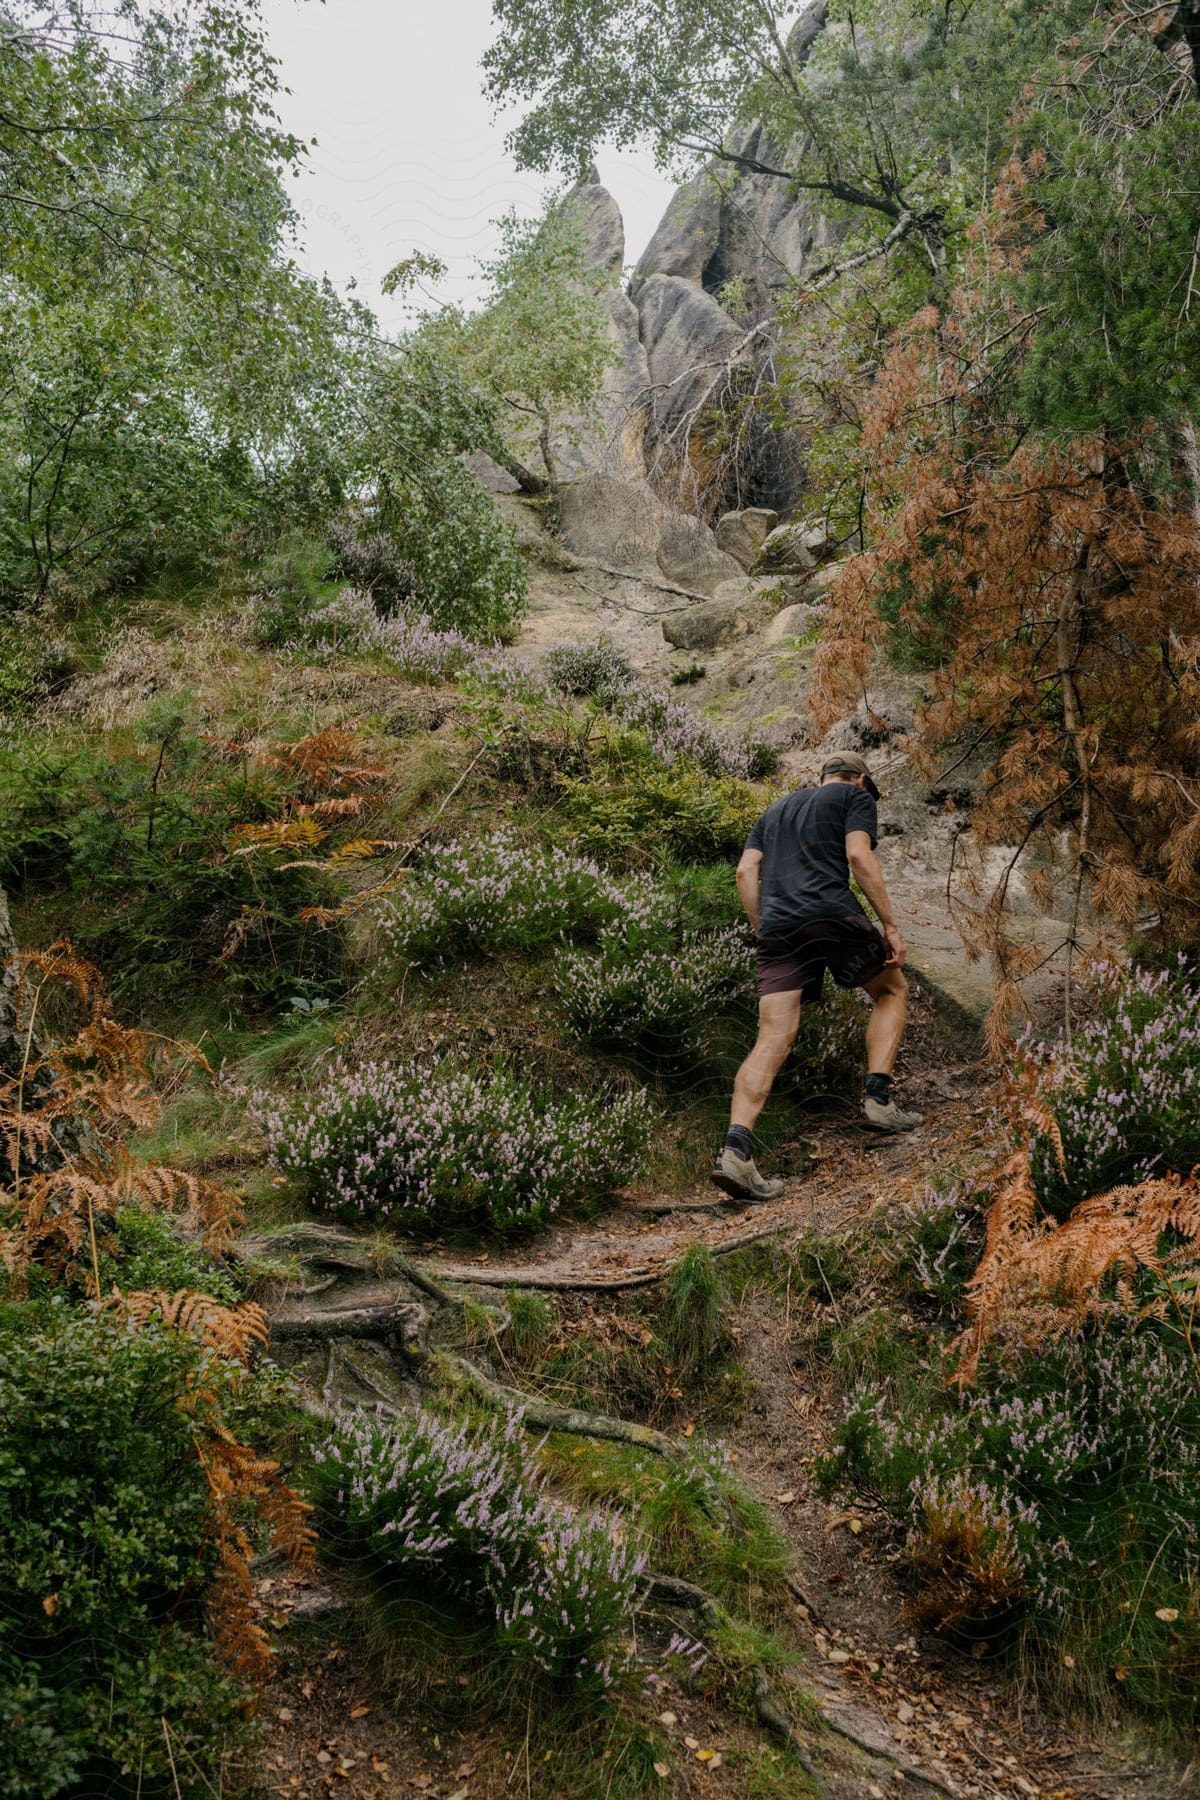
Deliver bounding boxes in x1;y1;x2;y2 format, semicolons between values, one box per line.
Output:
0;0;364;604
96;1207;241;1307
0;706;342;1010
1014;52;1200;435
663;1246;731;1378
418;198;619;485
562;763;762;864
354;339;527;639
831;1323;1200;1724
0;1306;245;1796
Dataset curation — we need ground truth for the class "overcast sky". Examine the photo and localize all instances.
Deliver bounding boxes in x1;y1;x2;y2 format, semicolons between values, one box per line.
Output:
259;0;678;334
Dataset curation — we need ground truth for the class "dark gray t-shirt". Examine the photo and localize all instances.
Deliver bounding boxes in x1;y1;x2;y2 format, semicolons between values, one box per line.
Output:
745;783;878;936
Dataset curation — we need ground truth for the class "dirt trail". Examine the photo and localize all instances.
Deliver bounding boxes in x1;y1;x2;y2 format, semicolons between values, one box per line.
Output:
418;1095;978;1295
256;1062;1199;1800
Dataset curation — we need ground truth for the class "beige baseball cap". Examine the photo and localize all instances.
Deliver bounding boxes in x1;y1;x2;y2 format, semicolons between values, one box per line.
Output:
820;752;880;800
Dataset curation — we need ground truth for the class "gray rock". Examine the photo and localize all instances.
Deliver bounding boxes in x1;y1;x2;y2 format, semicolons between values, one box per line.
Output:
554;474;743;599
535;179;652;484
555;475;664;570
763;601;823;647
566;171;625;276
715;507;779;569
662;599;744;651
655;513;744;593
636;274;748;445
756;523;818;575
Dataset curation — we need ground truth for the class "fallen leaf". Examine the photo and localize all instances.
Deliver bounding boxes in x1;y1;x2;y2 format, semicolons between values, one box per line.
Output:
1155;1607;1180;1623
682;1421;695;1437
684;1735;699;1750
695;1748;715;1762
276;1707;294;1722
654;1762;671;1779
827;1648;851;1665
349;1704;370;1719
657;1712;677;1727
269;1612;291;1629
775;1490;797;1506
896;1703;915;1725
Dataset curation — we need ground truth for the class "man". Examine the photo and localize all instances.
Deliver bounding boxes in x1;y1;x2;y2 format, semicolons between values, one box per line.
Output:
711;751;922;1204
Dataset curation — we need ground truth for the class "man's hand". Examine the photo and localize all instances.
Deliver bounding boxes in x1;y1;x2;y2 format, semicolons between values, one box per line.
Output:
883;925;907;968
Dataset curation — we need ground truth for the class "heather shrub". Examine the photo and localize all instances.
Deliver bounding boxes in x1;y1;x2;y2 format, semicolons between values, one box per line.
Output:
831;1323;1200;1720
611;685;756;780
251;1057;653;1233
544;634;633;699
561;921;863;1094
558;925;751;1063
375;830;662;965
884;1183;986;1314
0;1308;245;1795
1024;960;1200;1218
326;516;415;611
312;1405;642;1694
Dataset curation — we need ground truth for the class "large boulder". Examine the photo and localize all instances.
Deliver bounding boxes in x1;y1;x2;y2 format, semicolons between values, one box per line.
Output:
755;523;819;575
554;474;743;598
662;598;744;651
635;274;749;444
655;512;744;593
716;507;778;569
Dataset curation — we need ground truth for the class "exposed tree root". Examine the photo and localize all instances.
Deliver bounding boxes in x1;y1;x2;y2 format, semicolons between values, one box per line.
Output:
638;1573;818;1780
447;1354;690;1464
639;1572;959;1798
270;1298;428;1359
413;1220;786;1293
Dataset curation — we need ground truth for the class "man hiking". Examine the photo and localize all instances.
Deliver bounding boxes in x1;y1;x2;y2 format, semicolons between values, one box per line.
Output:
711;752;922;1205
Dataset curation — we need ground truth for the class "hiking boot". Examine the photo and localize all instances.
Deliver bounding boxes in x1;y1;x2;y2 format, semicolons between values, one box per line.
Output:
709;1147;785;1205
863;1095;924;1133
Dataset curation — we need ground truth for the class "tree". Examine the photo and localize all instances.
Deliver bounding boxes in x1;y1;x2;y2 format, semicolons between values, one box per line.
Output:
398;198;619;491
813;136;1200;1041
0;0;362;601
484;0;1090;292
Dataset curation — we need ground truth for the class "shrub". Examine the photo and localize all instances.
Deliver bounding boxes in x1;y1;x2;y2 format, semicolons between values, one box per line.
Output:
376;830;661;965
831;1324;1200;1720
544;635;634;699
611;685;756;780
1023;960;1200;1217
251;1057;654;1234
326;517;415;611
559;925;752;1061
885;1183;985;1314
561;763;762;864
0;1308;246;1795
0;712;345;1010
312;1405;642;1693
561;921;864;1095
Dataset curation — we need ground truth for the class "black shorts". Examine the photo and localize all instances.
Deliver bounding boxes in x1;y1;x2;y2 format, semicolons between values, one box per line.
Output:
756;915;887;1001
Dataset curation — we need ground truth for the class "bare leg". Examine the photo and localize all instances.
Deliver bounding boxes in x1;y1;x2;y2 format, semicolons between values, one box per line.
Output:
862;967;908;1075
730;990;803;1132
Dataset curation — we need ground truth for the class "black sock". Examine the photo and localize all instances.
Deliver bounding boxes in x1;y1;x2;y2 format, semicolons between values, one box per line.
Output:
724;1125;755;1161
864;1072;892;1104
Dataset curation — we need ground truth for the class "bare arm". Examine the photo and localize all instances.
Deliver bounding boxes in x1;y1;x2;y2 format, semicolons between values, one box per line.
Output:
736;847;763;933
845;830;907;966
